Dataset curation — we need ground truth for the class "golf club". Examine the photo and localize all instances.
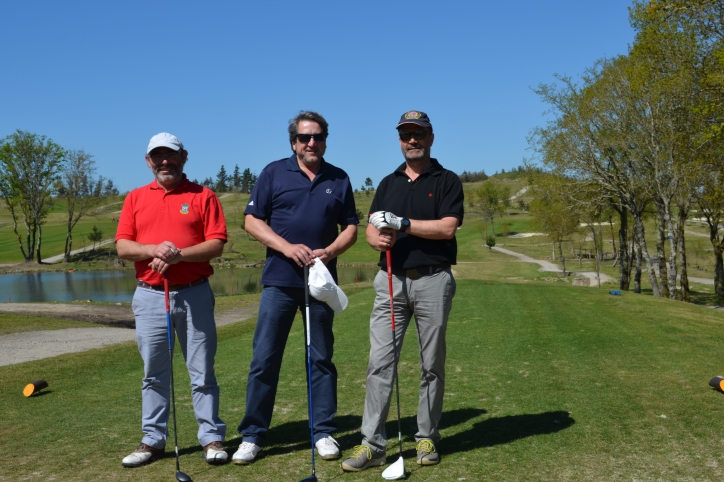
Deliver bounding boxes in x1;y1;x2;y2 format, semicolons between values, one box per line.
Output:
381;250;406;480
164;279;193;482
300;264;318;482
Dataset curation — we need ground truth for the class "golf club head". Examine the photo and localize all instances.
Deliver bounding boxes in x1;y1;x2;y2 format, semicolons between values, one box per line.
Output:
299;475;318;482
381;456;406;480
176;470;193;482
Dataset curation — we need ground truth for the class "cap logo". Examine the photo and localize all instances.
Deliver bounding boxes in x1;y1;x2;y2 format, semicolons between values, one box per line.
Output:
404;111;422;120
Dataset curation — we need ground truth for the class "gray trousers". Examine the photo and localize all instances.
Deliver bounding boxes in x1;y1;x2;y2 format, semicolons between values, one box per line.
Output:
132;282;226;449
361;268;456;453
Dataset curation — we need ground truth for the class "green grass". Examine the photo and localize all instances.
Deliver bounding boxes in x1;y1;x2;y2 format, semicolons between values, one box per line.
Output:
0;313;101;336
3;280;724;480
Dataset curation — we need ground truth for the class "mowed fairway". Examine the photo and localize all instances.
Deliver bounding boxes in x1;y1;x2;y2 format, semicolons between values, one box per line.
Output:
2;280;724;481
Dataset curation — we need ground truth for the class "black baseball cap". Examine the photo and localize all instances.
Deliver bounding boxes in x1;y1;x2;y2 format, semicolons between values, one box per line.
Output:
396;110;432;130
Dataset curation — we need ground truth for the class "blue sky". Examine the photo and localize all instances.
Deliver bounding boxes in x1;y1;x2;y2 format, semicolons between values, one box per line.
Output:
0;0;635;193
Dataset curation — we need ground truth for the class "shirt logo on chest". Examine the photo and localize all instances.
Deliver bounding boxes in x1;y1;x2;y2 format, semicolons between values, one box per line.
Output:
180;203;189;215
326;189;332;194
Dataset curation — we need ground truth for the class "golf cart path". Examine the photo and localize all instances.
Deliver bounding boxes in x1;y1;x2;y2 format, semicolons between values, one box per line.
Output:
491;246;617;284
41;238;116;264
491;246;714;286
0;303;259;367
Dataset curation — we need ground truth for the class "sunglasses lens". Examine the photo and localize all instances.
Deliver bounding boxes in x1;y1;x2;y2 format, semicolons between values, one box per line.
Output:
297;134;325;143
399;130;427;141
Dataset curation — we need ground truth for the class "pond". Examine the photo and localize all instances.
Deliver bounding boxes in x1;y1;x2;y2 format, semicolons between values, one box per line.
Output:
0;266;378;303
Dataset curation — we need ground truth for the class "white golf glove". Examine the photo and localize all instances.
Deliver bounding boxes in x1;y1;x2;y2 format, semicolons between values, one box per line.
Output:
369;211;402;231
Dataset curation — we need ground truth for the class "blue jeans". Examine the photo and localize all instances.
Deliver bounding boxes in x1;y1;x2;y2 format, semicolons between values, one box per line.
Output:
238;286;338;445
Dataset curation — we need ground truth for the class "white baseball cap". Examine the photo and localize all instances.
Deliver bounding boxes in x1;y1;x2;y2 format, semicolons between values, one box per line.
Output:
147;132;184;154
308;258;348;312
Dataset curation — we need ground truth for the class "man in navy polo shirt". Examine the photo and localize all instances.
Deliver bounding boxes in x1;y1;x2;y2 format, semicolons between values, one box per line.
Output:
342;111;464;472
233;111;358;465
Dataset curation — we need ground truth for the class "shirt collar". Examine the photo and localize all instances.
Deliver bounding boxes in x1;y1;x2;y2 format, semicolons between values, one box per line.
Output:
394;158;443;177
148;174;189;192
285;154;328;174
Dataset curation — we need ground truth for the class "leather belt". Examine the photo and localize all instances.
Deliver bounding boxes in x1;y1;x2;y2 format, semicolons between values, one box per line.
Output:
384;265;449;280
137;277;208;291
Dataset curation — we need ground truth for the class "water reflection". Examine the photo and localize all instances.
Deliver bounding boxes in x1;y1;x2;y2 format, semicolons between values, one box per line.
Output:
0;266;377;303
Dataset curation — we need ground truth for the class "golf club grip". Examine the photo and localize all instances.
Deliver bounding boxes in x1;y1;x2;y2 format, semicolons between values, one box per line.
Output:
304;265;311;346
386;250;396;331
164;279;170;312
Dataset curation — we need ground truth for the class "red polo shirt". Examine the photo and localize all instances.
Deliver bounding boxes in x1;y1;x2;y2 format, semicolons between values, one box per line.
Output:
115;177;227;285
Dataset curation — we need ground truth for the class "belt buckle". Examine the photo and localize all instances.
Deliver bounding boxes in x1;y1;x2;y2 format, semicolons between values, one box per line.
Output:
406;268;419;279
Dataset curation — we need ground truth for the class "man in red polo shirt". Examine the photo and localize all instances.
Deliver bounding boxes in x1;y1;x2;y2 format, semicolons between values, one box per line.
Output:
116;132;229;468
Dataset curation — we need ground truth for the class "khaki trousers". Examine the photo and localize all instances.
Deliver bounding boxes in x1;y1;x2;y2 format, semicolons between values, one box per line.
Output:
361;268;456;452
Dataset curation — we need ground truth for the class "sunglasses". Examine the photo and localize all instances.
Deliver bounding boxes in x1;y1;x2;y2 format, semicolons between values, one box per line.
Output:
398;130;429;142
148;150;183;162
296;133;326;143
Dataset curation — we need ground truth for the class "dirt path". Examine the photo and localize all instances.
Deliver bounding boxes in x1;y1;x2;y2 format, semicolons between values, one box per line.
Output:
491;246;617;285
40;238;116;264
0;303;259;367
491;245;715;286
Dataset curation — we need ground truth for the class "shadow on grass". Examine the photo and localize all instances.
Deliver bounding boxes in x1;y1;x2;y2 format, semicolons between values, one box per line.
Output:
176;415;365;458
444;410;575;455
175;409;572;460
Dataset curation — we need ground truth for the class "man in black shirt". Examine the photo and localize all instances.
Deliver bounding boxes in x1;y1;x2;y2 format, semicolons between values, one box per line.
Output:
342;111;464;472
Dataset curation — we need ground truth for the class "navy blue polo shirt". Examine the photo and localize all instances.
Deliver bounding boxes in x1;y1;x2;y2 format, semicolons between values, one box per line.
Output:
369;158;464;270
245;155;359;288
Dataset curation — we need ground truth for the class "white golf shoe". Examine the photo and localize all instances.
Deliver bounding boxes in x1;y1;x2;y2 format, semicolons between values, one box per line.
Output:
315;435;341;460
202;441;228;465
121;443;165;467
232;441;261;465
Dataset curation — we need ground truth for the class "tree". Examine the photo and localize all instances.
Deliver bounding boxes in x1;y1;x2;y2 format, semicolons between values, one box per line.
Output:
529;175;581;276
476;182;505;237
459;170;488;183
248;171;258;193
102;179;119;196
61;149;103;262
364;177;374;190
202;177;214;189
0;130;65;263
241;168;254;194
640;0;724;140
215;165;228;192
532;59;660;294
692;153;724;298
232;164;241;192
87;225;103;250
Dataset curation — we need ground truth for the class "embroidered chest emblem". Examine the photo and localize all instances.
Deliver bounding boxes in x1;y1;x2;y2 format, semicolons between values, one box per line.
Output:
180;203;189;214
326;189;332;194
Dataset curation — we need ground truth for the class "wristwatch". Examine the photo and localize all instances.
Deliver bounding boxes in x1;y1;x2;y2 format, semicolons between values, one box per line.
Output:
400;218;411;232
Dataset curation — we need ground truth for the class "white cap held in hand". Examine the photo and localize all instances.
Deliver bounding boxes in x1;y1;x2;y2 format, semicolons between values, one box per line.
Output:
308;258;348;312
